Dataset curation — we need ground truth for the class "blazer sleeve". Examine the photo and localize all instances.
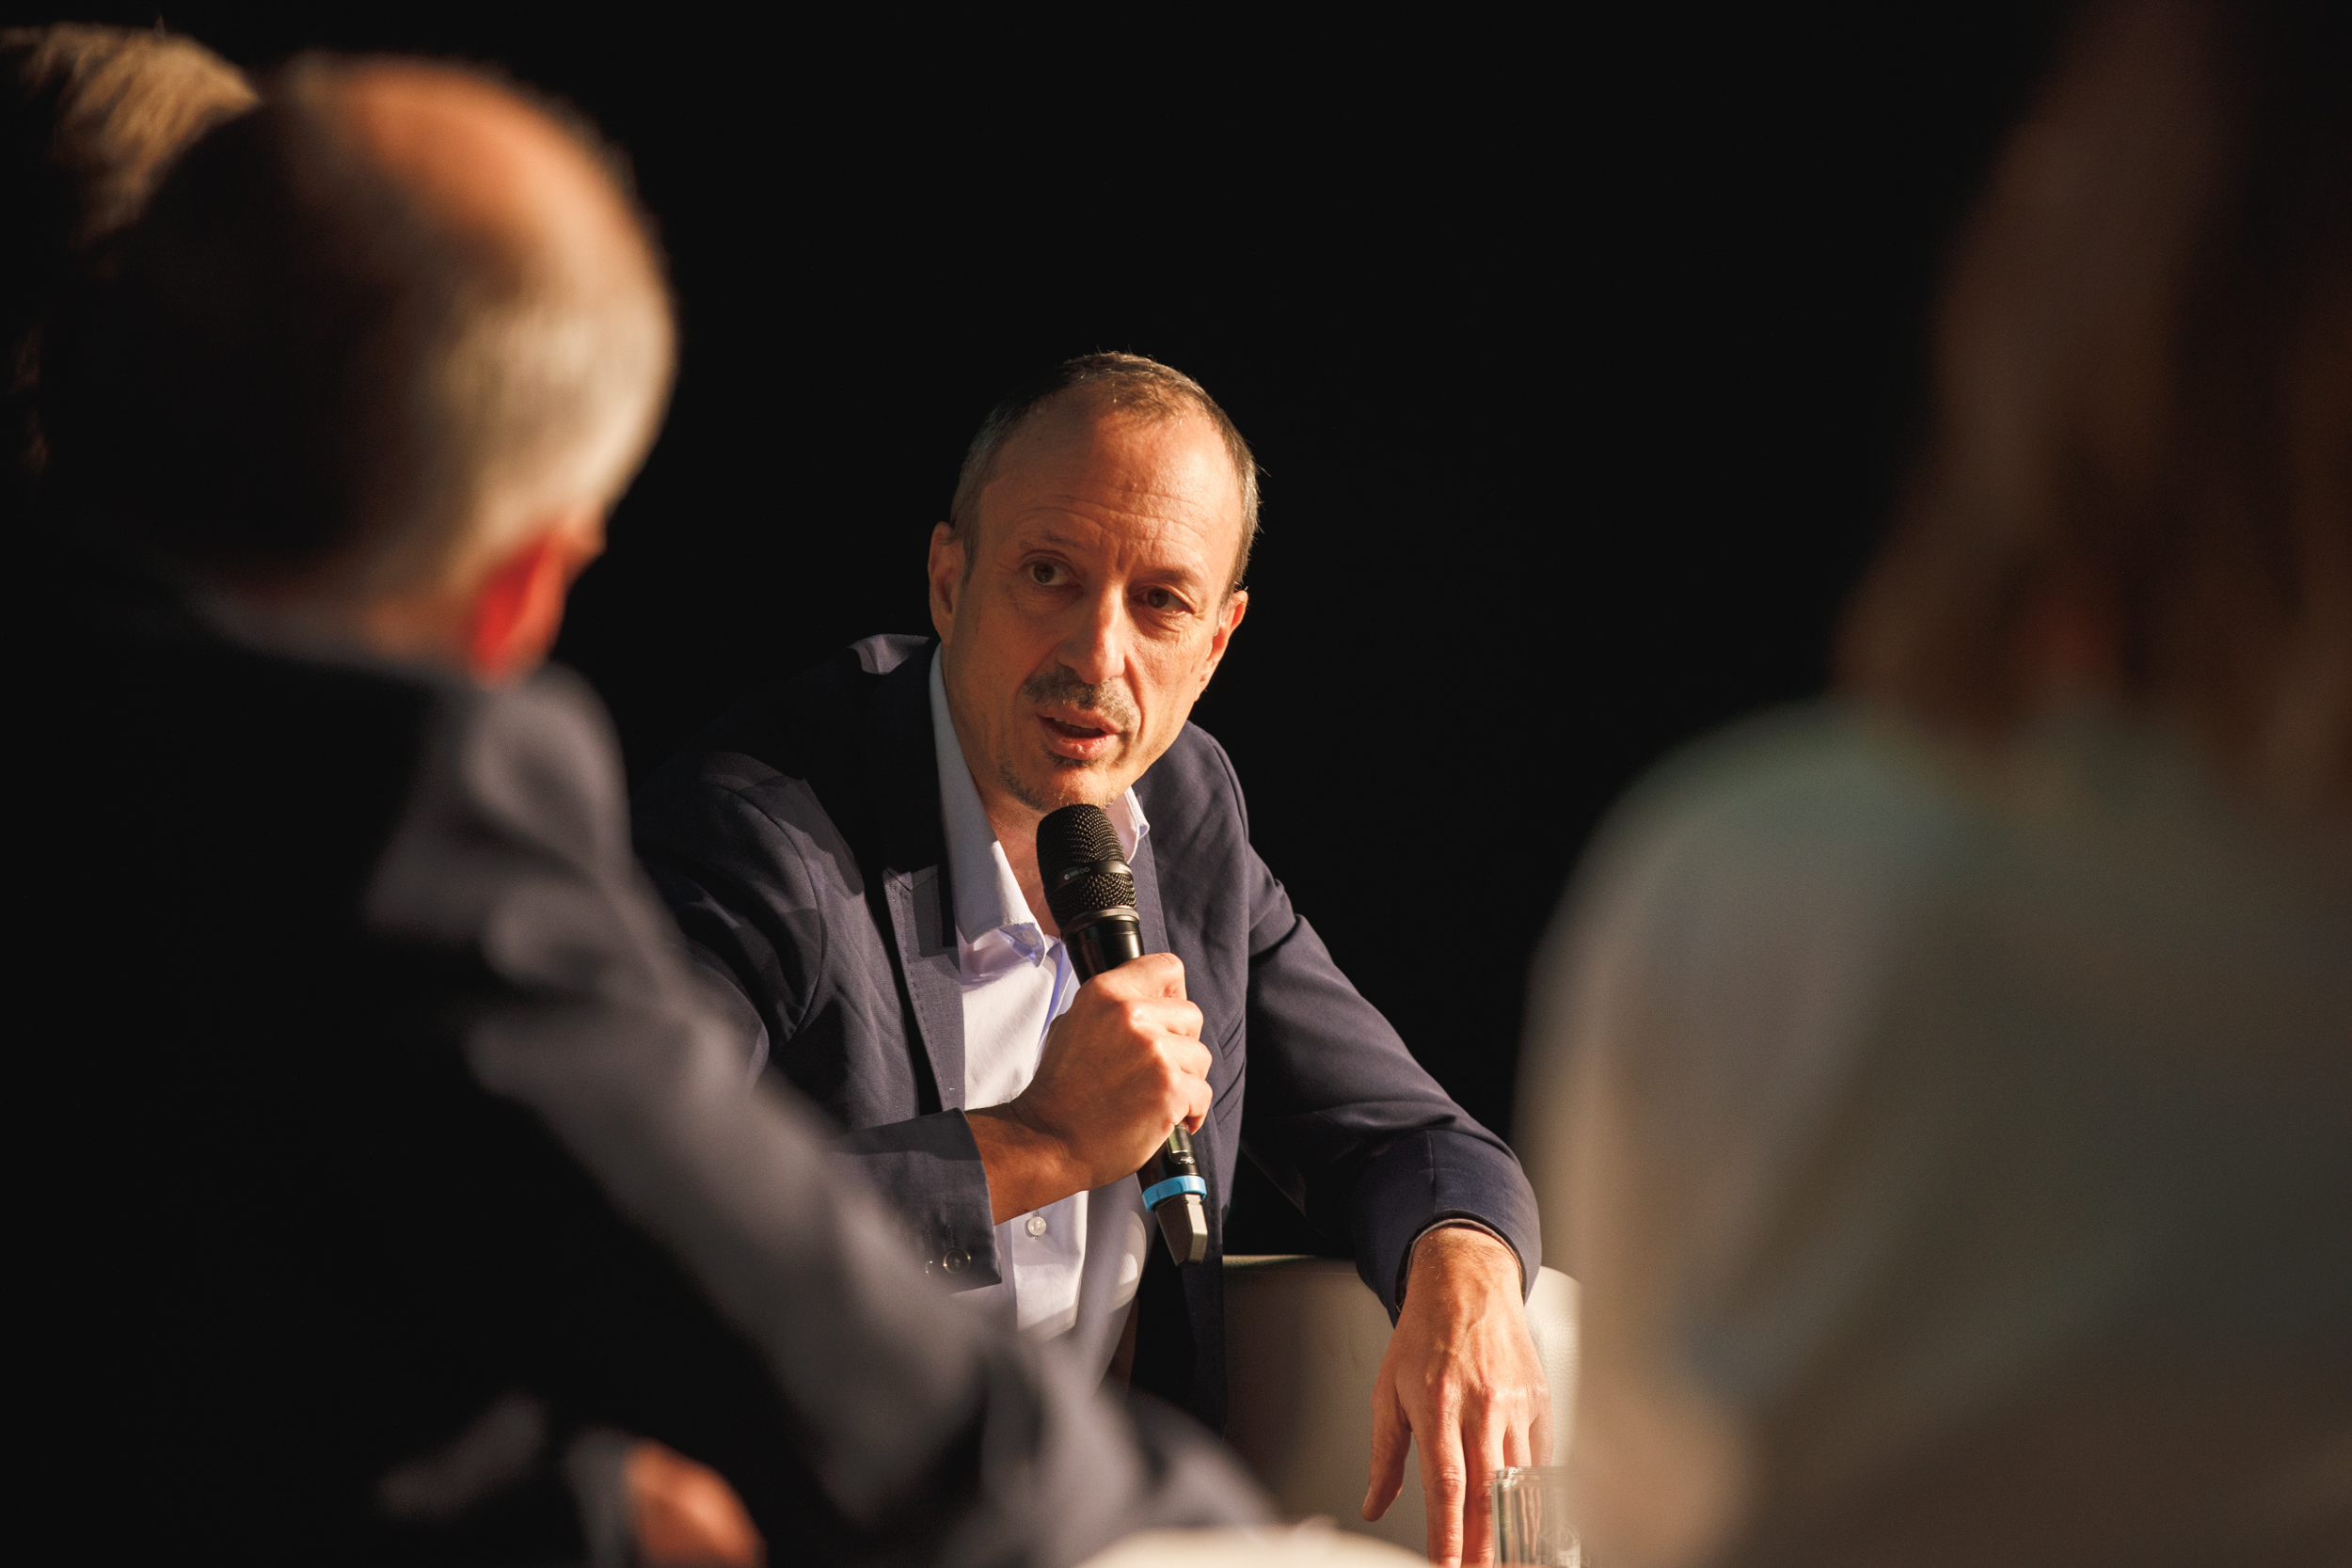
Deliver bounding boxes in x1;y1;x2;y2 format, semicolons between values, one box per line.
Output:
368;672;1263;1559
633;764;1002;1290
1218;770;1540;1319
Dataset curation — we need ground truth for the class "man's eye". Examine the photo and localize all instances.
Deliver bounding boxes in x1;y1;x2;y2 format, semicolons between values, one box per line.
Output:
1027;562;1065;586
1142;588;1188;613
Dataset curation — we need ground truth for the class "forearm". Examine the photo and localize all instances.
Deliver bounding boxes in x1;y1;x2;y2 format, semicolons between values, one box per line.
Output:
965;1106;1093;1226
1242;894;1540;1311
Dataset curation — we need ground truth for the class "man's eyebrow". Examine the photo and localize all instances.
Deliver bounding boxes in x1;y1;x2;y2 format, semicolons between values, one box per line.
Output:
1002;518;1215;584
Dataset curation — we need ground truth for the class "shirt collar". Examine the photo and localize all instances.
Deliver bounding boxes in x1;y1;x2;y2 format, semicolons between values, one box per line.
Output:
930;646;1149;953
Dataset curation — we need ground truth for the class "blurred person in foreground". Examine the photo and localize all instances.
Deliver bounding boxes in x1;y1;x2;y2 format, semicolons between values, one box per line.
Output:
19;55;1261;1564
3;24;253;522
1519;2;2351;1564
4;28;758;1558
4;30;765;1561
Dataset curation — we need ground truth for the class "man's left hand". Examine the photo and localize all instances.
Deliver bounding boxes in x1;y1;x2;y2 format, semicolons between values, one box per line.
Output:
1362;1226;1549;1564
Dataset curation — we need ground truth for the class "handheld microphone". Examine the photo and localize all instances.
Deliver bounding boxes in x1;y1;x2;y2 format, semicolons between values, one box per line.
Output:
1036;803;1209;1267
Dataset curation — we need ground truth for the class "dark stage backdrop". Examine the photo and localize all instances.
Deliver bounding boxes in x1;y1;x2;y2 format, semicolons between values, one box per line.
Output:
69;5;2065;1254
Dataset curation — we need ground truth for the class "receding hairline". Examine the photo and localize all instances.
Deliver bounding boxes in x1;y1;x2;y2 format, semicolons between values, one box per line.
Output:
948;356;1262;595
288;59;674;591
964;393;1251;594
298;59;660;296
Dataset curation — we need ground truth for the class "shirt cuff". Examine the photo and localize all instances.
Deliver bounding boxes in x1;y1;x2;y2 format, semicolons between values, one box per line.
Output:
1396;1217;1521;1306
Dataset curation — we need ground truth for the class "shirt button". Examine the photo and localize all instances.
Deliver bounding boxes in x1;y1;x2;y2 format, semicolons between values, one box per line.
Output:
941;1248;970;1275
1025;1214;1048;1237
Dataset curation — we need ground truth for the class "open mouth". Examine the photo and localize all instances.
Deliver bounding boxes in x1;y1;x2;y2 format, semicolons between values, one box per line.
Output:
1037;710;1120;761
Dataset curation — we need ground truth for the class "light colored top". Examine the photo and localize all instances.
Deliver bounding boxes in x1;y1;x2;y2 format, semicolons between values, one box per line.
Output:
930;650;1154;1377
1519;704;2352;1568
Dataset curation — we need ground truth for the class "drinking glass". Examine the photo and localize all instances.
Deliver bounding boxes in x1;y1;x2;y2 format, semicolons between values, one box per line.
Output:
1491;1465;1580;1566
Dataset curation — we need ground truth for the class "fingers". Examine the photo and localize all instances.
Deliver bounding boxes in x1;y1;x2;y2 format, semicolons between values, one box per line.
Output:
1462;1400;1514;1565
1417;1395;1470;1565
1098;950;1187;1000
1505;1404;1536;1469
1168;1036;1211;1132
1116;995;1203;1041
1362;1366;1410;1523
1032;961;1214;1183
625;1443;764;1568
1124;1001;1208;1091
1164;1030;1211;1076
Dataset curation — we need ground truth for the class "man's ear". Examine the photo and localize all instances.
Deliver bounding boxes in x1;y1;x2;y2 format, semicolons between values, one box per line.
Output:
466;512;605;683
1197;588;1248;694
928;521;964;645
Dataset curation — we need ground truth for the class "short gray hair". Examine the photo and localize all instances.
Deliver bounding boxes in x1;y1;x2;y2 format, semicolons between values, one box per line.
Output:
947;352;1261;594
41;55;674;596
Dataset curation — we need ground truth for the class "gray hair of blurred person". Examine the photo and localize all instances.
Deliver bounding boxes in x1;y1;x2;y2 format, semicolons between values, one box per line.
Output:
37;53;674;599
3;24;255;502
1839;0;2352;812
947;352;1263;595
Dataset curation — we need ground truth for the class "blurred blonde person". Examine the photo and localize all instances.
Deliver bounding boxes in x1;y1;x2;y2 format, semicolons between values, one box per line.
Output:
3;24;253;512
1521;3;2352;1564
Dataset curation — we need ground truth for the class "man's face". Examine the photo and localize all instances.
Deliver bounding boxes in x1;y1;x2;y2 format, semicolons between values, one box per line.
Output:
930;404;1249;821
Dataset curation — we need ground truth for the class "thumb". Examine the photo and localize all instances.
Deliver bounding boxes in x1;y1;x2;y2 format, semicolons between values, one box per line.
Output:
1143;951;1188;999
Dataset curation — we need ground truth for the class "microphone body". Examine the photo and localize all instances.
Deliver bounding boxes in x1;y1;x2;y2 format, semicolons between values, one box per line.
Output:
1039;806;1210;1267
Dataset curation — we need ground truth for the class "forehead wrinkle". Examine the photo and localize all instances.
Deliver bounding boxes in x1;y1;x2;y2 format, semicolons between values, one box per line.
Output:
976;404;1244;593
997;502;1220;583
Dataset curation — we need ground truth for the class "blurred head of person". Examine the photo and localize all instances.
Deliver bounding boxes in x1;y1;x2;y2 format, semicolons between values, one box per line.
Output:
1840;0;2352;814
2;24;254;506
39;54;675;683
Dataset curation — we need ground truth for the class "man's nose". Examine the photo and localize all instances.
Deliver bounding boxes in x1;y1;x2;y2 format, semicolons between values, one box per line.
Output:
1059;587;1128;688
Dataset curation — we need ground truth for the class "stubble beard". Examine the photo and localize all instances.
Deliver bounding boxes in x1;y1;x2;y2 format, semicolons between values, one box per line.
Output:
996;752;1092;815
995;663;1140;815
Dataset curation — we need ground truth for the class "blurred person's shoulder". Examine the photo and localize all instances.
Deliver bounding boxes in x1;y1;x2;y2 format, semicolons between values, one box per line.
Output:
1547;698;2352;1097
630;634;977;932
1562;697;2350;971
28;556;631;894
637;633;926;818
408;659;633;857
1565;700;1980;942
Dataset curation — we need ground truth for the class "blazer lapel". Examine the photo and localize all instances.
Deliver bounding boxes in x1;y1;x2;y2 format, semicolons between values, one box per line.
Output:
1130;829;1170;959
1129;829;1220;1223
864;645;965;1114
883;864;964;1113
1135;832;1230;1419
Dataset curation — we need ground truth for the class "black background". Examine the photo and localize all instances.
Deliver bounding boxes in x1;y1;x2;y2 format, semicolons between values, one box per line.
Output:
70;3;2066;1253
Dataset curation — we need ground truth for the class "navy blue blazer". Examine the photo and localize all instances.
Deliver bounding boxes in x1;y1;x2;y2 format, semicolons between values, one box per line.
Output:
636;635;1538;1428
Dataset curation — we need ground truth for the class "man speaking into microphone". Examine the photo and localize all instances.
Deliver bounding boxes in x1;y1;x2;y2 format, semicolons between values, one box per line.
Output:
637;353;1544;1562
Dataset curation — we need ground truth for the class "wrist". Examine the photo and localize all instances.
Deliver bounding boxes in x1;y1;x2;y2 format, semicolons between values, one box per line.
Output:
966;1104;1089;1225
1401;1222;1521;1306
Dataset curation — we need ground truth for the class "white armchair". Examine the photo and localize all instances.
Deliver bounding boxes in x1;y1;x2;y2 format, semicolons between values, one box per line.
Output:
1220;1256;1580;1549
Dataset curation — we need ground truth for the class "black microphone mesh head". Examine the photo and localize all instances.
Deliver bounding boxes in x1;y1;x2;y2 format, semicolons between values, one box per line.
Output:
1036;803;1135;927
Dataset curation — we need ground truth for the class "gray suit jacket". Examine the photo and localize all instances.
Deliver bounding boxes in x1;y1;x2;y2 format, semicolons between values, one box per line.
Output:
636;634;1540;1428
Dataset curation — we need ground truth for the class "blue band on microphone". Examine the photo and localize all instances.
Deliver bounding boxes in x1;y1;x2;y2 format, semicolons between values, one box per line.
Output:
1141;1175;1207;1209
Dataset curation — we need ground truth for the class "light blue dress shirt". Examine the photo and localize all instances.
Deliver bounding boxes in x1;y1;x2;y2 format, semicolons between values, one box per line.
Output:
929;651;1154;1377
